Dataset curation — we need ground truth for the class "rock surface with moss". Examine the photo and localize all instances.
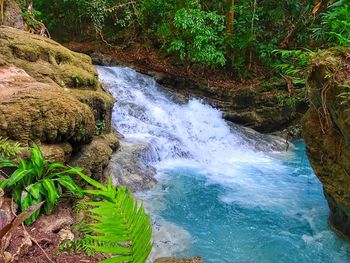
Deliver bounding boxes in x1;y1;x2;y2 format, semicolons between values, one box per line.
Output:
303;48;350;239
0;25;117;178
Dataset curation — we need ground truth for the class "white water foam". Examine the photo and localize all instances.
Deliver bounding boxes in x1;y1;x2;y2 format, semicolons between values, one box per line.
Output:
97;66;299;208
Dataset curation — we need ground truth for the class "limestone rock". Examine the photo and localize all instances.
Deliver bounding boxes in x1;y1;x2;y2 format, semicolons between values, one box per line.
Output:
40;143;73;163
34;205;74;234
0;26;117;181
303;48;350;238
69;133;119;179
68;89;115;133
58;229;75;241
104;140;157;191
0;65;95;143
0;26;98;90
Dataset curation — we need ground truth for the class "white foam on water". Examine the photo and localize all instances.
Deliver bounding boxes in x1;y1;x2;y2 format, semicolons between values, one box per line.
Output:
97;66;300;209
97;66;350;261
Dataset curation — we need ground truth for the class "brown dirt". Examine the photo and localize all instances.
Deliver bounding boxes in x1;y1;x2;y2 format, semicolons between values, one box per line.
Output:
1;198;105;263
65;41;265;90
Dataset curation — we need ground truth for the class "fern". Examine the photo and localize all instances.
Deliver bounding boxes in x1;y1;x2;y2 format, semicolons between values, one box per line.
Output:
78;173;153;263
0;137;22;159
60;236;98;257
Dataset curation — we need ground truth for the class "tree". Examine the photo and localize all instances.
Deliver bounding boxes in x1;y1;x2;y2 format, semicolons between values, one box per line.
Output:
226;0;234;33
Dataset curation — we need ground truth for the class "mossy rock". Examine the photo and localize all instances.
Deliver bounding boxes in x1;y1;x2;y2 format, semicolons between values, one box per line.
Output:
0;66;95;144
0;26;98;90
68;89;115;134
303;47;350;238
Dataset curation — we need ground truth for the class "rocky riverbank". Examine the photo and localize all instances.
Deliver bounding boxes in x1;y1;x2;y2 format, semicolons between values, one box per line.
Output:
303;48;350;239
0;24;203;262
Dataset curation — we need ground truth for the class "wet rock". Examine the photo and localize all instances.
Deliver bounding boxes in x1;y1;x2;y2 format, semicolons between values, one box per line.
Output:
69;133;119;179
34;205;74;234
303;48;350;238
228;121;290;152
104;140;157;191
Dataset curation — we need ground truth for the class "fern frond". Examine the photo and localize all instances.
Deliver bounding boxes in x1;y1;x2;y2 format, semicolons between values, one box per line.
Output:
0;137;22;159
60;236;98;256
81;182;152;263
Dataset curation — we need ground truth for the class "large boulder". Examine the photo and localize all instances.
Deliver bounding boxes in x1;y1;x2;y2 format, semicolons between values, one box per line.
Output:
69;133;119;179
0;65;95;143
303;48;350;238
103;141;157;191
0;26;118;179
0;26;98;89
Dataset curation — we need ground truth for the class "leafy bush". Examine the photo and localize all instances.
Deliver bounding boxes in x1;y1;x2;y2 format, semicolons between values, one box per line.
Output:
167;8;226;66
272;49;312;85
313;0;350;46
0;145;84;224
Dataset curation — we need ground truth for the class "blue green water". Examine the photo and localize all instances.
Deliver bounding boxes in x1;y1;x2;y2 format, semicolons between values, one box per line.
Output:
147;142;350;263
97;66;350;263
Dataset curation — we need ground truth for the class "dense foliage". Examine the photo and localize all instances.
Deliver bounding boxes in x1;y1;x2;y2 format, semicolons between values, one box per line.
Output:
0;143;153;262
0;145;84;224
31;0;350;74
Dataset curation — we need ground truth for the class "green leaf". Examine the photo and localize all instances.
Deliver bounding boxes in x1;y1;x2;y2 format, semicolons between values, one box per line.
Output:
78;171;107;191
26;182;43;200
7;167;32;187
21;190;41;225
30;144;46;179
79;180;152;262
42;179;59;214
57;176;84;197
0;158;16;168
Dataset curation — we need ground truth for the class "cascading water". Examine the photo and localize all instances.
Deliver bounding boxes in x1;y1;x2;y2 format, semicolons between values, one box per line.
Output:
97;66;350;263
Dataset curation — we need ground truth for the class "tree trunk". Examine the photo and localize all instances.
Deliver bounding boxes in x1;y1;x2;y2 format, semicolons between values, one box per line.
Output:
226;0;235;33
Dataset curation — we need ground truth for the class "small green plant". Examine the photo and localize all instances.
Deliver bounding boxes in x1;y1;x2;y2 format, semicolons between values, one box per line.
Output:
275;91;301;107
0;145;84;224
68;173;153;263
338;84;350;110
95;120;105;136
272;49;312;85
59;80;67;88
0;137;22;159
71;73;82;87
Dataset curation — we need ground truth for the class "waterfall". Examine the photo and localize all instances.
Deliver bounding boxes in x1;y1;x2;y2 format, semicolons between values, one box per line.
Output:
97;66;350;263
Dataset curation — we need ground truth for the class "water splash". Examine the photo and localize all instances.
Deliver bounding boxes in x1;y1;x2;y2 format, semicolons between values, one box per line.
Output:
97;66;350;263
